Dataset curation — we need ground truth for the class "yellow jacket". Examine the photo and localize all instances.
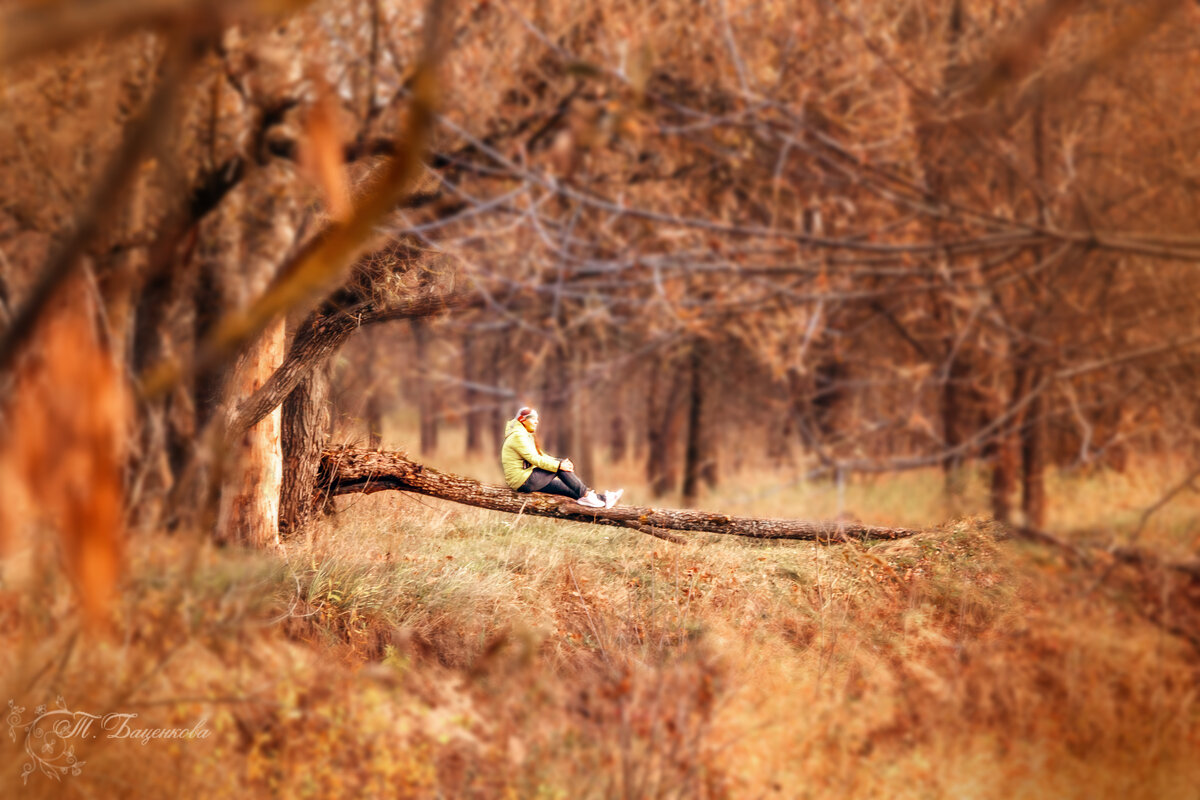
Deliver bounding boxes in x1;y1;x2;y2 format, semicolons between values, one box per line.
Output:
500;418;561;490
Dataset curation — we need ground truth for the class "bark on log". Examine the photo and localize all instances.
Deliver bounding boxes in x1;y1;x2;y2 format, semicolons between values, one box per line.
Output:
319;447;919;543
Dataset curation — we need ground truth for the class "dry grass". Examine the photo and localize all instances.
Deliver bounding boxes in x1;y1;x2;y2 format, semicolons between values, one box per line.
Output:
2;430;1200;798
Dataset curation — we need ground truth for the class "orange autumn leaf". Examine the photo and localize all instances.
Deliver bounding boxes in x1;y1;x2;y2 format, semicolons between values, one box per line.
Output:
300;92;352;224
1;276;127;630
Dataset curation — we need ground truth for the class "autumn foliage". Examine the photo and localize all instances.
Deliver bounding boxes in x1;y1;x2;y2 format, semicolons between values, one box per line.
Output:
2;0;1200;797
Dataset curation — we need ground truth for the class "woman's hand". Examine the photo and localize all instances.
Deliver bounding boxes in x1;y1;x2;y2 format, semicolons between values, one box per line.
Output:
560;458;575;472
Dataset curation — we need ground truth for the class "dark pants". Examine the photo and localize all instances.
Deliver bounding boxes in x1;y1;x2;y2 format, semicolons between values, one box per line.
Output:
519;467;589;500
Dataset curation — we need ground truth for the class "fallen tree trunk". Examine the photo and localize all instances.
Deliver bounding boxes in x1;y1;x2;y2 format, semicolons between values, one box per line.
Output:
319;447;919;543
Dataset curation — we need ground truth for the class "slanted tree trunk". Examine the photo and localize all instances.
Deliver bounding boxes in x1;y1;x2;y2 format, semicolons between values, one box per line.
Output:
101;166;149;368
319;448;918;543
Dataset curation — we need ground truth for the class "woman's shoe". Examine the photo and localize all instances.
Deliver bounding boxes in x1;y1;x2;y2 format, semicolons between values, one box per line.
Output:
603;489;623;508
577;491;605;508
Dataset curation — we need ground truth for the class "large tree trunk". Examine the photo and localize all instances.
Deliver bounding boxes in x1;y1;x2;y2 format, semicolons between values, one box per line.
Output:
216;320;286;547
320;448;918;543
214;164;295;547
280;353;331;535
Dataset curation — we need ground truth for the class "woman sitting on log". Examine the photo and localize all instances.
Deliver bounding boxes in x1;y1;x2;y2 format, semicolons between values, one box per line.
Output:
501;406;622;508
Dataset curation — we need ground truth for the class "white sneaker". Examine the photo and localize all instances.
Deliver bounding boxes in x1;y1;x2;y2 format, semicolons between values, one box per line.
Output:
577;491;605;508
603;489;623;508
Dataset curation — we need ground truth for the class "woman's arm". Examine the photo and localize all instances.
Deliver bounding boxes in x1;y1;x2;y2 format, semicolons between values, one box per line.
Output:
513;431;561;472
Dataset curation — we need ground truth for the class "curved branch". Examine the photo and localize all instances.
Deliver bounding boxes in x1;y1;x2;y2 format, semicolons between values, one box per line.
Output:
230;289;481;435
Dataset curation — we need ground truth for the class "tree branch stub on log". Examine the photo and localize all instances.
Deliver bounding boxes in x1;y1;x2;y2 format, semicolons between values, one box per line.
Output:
319;447;919;543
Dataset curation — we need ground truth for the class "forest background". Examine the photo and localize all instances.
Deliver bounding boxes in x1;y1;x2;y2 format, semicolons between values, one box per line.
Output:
2;0;1200;797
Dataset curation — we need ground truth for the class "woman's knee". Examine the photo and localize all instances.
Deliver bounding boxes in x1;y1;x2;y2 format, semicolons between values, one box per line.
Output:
560;470;585;493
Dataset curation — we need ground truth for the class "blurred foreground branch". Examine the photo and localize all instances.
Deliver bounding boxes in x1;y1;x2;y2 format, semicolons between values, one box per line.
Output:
0;29;200;379
139;0;454;400
0;0;310;65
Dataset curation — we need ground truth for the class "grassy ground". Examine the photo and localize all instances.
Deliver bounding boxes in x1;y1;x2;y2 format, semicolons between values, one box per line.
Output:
2;424;1199;798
